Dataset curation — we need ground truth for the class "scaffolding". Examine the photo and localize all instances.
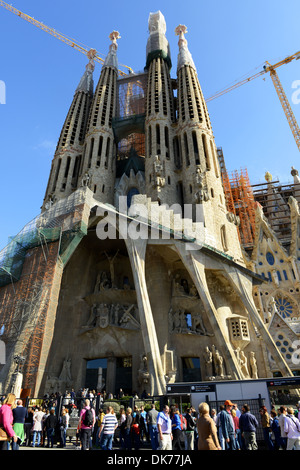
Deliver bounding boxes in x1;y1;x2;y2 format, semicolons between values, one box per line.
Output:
230;169;257;247
219;146;300;249
218;148;256;247
0;188;90;393
251;180;299;244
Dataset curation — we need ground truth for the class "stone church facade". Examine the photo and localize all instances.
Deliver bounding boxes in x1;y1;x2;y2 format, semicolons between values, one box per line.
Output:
0;12;294;397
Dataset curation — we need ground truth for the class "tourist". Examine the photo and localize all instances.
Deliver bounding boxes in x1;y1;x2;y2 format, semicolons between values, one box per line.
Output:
211;408;217;424
12;400;28;450
41;408;49;447
232;403;241;418
157;405;172;450
132;405;141;450
216;405;225;450
278;406;288;450
239;404;258;450
231;408;241;450
0;393;18;450
24;407;34;447
271;409;285;450
259;406;274;450
170;406;183;450
93;408;103;447
139;405;148;442
118;408;126;449
184;407;196;450
124;407;133;450
197;402;221;450
78;399;95;450
147;403;159;450
45;408;58;448
31;406;45;447
98;406;118;450
58;408;67;448
219;400;237;450
284;407;300;450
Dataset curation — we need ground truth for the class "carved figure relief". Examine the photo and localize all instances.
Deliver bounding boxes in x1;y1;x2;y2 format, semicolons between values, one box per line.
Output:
45;357;73;394
171;273;198;299
235;348;259;379
152;155;165;191
249;351;258;379
203;345;230;380
194;167;209;204
169;307;213;336
94;271;111;293
138;354;150;393
82;303;140;331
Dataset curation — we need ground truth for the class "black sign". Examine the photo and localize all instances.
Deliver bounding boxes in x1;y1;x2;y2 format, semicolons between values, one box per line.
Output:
166;382;217;394
267;377;300;388
191;383;216;393
166;384;191;394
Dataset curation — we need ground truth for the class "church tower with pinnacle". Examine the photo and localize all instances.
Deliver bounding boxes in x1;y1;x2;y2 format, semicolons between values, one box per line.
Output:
144;11;179;205
80;31;120;205
174;24;237;252
42;49;95;210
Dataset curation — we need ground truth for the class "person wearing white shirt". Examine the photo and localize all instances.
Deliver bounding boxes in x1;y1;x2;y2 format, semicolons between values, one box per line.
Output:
283;407;300;450
157;405;173;450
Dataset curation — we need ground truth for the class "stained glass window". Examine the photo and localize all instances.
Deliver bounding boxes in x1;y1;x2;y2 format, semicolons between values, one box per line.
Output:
266;252;275;265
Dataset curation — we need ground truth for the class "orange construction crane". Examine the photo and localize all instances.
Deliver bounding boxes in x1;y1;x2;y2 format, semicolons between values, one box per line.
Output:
207;52;300;152
0;0;133;76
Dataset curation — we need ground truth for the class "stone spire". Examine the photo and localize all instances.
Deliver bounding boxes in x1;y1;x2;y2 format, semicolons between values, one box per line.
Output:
103;31;120;72
75;49;96;94
175;24;196;72
80;32;120;205
146;11;171;70
42;54;95;210
144;12;179;205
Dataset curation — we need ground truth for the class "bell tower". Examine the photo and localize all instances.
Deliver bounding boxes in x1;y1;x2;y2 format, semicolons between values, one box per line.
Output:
80;31;120;205
175;25;239;253
42;50;95;210
144;12;180;206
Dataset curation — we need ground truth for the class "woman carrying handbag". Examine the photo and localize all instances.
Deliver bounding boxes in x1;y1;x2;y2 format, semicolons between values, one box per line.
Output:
0;393;18;450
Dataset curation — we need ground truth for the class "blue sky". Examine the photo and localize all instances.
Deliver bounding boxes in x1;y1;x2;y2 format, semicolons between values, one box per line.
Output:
0;0;300;249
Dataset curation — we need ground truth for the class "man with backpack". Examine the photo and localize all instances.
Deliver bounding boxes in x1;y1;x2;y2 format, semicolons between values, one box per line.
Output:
78;399;95;450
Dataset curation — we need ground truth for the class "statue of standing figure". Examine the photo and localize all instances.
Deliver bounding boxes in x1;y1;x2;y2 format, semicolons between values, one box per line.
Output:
203;346;214;379
249;351;258;379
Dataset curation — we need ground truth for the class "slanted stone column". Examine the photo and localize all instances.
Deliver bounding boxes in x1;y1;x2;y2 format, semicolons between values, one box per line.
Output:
221;264;293;377
174;241;243;380
124;236;166;395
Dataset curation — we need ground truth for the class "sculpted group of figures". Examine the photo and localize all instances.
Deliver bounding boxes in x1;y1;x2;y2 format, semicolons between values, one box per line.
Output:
169;308;214;336
203;346;259;381
84;303;140;330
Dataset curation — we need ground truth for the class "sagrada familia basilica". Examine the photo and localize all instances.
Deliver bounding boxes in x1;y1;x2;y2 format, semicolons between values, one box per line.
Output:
0;11;299;397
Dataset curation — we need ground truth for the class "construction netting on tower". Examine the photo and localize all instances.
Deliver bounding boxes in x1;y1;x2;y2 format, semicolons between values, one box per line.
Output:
218;148;256;247
230;169;257;247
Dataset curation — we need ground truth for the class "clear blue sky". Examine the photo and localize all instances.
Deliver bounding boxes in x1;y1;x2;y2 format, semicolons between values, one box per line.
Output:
0;0;300;250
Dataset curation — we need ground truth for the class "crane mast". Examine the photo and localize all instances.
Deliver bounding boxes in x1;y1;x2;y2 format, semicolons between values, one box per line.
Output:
268;66;300;152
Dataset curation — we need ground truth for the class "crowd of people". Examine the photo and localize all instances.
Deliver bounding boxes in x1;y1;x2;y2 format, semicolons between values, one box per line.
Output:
1;390;300;451
0;393;71;450
212;400;300;450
